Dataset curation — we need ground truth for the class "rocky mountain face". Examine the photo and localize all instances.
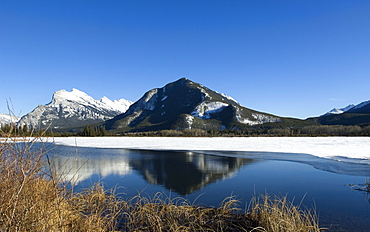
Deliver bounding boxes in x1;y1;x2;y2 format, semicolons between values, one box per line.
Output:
0;113;19;125
104;78;310;132
18;89;132;129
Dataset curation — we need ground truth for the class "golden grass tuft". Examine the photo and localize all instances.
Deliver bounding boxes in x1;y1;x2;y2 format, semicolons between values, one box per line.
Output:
118;193;256;231
0;135;322;231
249;194;321;232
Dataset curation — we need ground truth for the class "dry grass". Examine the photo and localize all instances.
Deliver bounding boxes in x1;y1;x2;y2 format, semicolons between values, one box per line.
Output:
249;194;322;232
0;136;121;232
117;194;257;231
0;135;322;232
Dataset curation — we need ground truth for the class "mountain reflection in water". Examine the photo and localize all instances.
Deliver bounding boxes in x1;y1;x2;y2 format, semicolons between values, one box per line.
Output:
51;146;254;195
47;144;370;231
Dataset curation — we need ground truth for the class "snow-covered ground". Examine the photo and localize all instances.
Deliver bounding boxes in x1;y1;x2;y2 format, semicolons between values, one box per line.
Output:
52;137;370;160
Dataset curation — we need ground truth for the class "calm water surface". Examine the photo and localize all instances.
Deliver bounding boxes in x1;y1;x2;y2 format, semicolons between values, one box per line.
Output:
48;144;370;231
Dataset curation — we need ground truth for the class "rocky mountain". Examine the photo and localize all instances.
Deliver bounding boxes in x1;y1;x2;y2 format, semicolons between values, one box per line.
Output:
104;78;312;133
0;113;19;125
322;104;355;116
18;88;132;129
313;100;370;126
347;100;370;114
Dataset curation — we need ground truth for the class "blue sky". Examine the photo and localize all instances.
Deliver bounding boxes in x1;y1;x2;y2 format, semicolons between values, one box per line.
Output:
1;0;370;119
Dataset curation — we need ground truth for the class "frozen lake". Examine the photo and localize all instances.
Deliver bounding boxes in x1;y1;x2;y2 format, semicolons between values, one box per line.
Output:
47;138;370;231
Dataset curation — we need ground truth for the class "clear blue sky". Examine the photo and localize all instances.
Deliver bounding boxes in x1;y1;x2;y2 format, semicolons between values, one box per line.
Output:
1;0;370;119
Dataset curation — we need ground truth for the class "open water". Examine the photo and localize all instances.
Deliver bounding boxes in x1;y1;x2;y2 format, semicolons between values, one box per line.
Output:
47;144;370;231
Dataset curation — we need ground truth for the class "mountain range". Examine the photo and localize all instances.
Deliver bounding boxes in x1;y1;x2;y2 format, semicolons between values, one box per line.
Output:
321;104;355;116
310;100;370;126
17;88;132;129
1;78;370;131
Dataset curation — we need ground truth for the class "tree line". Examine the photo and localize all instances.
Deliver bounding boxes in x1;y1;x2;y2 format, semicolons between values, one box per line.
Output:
2;123;370;137
118;125;370;137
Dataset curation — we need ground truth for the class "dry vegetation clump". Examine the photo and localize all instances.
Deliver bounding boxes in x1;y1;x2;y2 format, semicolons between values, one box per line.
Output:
118;194;258;231
249;194;322;232
0;136;121;232
349;178;370;193
0;134;322;232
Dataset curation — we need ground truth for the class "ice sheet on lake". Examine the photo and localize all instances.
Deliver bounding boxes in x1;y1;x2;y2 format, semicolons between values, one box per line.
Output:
51;137;370;163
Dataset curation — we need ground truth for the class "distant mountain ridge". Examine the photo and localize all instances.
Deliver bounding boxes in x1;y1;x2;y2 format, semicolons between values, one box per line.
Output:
313;100;370;126
103;78;312;132
322;104;355;116
18;88;132;129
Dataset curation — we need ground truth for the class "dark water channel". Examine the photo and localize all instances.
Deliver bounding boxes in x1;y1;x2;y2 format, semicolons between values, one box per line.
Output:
48;144;370;231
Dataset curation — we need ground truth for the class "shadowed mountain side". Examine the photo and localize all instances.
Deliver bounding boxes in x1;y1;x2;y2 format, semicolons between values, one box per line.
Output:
104;78;315;133
311;100;370;126
310;113;370;126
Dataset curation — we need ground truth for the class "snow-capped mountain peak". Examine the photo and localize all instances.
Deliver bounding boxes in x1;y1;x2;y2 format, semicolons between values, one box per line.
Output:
322;99;370;117
322;104;355;116
99;96;133;113
18;89;133;129
52;88;95;104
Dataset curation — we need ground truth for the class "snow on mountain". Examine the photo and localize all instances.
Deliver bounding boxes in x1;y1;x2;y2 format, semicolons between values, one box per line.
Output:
191;101;228;119
322;104;355;116
219;92;239;105
351;100;370;111
236;109;281;125
322;99;370;117
52;89;132;114
104;78;292;132
0;113;19;125
18;89;132;129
